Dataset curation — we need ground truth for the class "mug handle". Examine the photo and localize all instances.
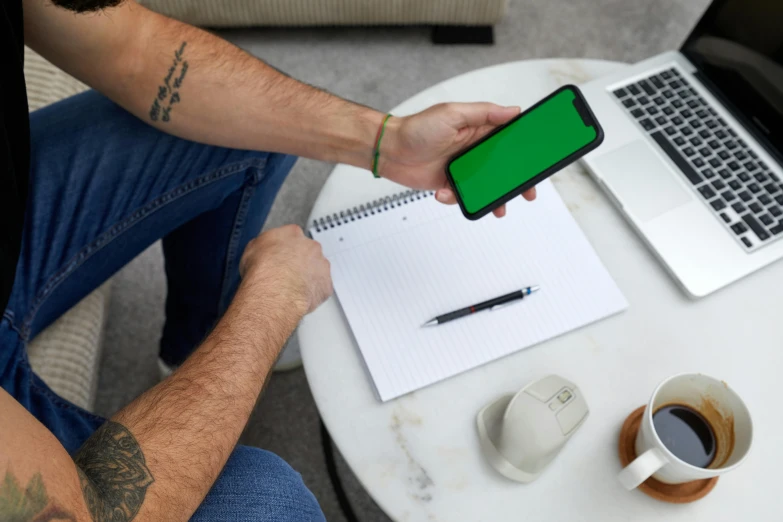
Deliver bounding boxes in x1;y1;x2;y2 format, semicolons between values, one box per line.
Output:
618;448;669;490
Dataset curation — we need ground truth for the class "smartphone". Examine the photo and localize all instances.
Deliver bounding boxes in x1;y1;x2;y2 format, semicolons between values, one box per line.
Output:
446;85;604;220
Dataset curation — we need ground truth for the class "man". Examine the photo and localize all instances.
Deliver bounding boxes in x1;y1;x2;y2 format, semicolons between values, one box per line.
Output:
0;0;536;520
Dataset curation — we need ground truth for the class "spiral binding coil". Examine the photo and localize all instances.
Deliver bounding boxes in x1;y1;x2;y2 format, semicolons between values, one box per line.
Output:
311;190;434;233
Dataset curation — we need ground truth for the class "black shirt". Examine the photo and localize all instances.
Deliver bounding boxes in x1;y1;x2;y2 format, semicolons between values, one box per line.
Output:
0;0;29;311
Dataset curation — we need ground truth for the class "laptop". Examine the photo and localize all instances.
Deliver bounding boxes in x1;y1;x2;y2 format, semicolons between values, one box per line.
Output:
580;0;783;298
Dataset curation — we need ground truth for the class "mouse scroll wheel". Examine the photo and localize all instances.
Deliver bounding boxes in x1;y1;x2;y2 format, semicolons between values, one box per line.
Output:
556;390;573;404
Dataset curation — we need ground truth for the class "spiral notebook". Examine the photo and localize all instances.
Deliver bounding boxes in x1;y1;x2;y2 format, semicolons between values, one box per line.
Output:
309;180;627;402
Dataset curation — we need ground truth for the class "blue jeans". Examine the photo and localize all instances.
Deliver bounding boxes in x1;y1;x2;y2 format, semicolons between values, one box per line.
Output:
0;91;325;521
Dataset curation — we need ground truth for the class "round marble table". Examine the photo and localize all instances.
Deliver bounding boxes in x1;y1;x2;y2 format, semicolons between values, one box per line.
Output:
299;59;780;521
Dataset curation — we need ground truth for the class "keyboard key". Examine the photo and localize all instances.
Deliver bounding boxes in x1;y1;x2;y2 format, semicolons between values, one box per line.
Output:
703;168;716;179
678;89;690;99
760;214;774;226
711;199;726;210
749;202;763;213
731;222;748;235
742;237;753;248
720;212;731;223
672;116;684;126
699;129;711;139
745;162;758;172
759;194;772;205
672;99;683;108
728;161;741;171
720;191;736;202
661;70;672;80
732;202;745;213
749;184;762;194
647;106;659;115
663;106;674;115
683;147;695;157
755;173;768;183
715;129;727;139
776;195;783;206
699;185;715;199
690;137;703;146
662;89;674;99
718;150;731;160
726;140;738;150
739;139;747;147
674;136;686;146
632;108;644;118
771;223;783;235
638;95;650;105
739;172;750;182
691;119;703;128
728;128;737;137
651;76;665;89
693;158;705;168
708;139;721;149
628;84;641;95
614;88;628;98
770;173;779;182
640;118;655;131
656;116;667;125
688;100;700;109
681;109;693;119
743;213;770;241
713;179;726;189
651;131;703;186
623;98;636;108
770;206;782;217
698;147;710;156
759;161;767;170
705;119;718;129
682;127;694;136
738;190;752;202
653;96;664;105
670;79;683;89
708;158;722;168
718;118;727;126
764;183;780;194
696;109;708;118
719;169;731;180
640;80;656;95
735;151;747;161
664;125;677;136
729;180;741;190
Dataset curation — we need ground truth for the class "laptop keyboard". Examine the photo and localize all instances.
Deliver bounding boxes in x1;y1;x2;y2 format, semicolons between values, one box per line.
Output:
613;67;783;251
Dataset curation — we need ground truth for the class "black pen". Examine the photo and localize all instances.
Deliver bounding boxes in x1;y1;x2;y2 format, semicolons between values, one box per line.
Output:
422;286;540;327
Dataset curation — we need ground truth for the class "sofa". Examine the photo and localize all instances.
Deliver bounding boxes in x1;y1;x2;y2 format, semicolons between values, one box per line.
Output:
138;0;509;42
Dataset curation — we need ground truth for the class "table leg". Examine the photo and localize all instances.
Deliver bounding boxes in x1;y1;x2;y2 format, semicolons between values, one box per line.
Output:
321;419;360;522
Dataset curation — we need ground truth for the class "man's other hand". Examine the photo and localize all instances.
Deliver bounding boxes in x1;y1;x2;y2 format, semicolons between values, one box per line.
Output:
240;225;333;315
378;103;537;218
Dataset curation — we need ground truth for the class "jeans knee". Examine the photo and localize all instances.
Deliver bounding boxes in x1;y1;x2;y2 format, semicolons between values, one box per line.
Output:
192;445;325;522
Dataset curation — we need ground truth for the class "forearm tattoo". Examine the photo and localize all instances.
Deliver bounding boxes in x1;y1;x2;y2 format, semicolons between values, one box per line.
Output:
74;421;154;522
0;468;76;521
149;41;189;123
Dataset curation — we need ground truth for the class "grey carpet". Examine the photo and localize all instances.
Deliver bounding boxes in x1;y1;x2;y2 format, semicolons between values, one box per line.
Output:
94;0;711;520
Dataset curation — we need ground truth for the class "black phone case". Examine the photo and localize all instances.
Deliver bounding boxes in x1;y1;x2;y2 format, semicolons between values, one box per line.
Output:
446;84;605;220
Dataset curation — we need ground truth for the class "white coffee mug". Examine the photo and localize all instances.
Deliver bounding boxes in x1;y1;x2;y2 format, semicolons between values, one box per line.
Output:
618;373;753;490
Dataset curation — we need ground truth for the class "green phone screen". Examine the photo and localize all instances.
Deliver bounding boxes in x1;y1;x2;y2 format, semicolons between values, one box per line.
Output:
448;88;598;214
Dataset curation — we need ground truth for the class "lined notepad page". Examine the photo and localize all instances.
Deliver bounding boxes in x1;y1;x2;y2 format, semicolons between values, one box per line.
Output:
310;180;627;402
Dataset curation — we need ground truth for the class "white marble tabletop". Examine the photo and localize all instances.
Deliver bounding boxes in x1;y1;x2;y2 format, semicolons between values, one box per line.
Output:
298;59;782;521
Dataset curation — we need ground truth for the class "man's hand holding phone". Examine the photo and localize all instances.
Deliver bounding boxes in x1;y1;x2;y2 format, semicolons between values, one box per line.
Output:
376;103;538;218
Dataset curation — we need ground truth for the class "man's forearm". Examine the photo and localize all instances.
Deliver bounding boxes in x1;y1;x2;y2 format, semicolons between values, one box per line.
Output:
74;276;303;521
25;0;384;169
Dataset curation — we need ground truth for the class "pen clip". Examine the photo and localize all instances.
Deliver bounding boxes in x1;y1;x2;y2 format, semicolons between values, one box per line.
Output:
490;300;524;312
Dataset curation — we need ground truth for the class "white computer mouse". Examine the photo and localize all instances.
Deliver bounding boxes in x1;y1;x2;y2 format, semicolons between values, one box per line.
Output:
477;375;589;483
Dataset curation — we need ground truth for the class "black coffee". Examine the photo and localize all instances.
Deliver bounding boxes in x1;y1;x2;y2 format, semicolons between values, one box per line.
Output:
652;404;716;468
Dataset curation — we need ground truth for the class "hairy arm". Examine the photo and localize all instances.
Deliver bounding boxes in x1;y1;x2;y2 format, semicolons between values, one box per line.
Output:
0;237;315;521
23;0;384;170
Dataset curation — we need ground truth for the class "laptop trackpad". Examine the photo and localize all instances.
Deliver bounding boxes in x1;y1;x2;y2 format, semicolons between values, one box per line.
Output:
596;141;692;222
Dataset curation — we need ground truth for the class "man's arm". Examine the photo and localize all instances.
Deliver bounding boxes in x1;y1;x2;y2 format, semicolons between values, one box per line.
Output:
23;0;382;170
0;225;331;521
